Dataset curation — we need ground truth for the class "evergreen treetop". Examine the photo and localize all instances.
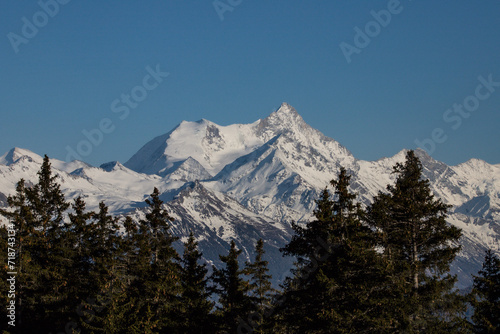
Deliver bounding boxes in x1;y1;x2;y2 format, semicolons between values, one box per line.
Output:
471;249;500;333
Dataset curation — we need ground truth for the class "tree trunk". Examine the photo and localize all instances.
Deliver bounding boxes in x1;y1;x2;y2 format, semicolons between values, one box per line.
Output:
412;223;419;291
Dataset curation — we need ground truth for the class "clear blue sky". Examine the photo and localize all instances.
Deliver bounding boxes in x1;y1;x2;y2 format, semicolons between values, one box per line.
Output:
1;0;499;167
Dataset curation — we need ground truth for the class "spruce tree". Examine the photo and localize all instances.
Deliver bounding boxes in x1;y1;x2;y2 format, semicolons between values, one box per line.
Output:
131;187;181;331
89;202;120;293
178;231;214;333
279;167;390;333
26;155;69;233
0;179;39;331
368;150;467;332
471;249;500;333
212;240;252;333
0;225;10;329
1;156;74;332
111;215;143;334
366;191;410;331
119;214;152;334
28;155;72;331
65;196;95;329
81;201;124;333
244;239;275;334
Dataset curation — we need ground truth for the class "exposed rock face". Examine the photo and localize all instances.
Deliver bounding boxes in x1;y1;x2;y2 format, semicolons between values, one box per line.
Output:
1;103;499;289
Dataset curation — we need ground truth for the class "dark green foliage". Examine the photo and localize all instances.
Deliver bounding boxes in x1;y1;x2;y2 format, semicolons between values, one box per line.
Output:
29;156;72;330
471;250;500;333
0;152;476;333
178;231;214;333
80;201;127;333
130;187;181;331
279;167;391;333
243;239;276;333
0;226;10;329
0;159;184;333
368;150;468;332
0;156;73;332
26;155;70;230
0;179;38;331
212;240;252;333
89;202;120;291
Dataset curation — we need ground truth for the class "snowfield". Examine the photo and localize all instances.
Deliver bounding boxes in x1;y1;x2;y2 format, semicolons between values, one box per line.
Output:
1;103;498;288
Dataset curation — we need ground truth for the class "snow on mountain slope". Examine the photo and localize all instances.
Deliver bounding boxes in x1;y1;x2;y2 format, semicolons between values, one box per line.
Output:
0;149;295;286
0;147;43;165
162;157;212;185
0;150;166;214
207;134;331;223
198;103;357;222
1;103;499;289
124;102;354;180
124;118;264;176
128;180;294;285
0;147;91;173
449;159;500;217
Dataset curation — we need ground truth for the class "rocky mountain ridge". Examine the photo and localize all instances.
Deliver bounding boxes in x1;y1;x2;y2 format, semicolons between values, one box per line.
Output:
1;103;498;288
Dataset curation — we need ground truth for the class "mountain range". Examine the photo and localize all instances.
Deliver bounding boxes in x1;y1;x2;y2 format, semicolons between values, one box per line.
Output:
1;102;499;289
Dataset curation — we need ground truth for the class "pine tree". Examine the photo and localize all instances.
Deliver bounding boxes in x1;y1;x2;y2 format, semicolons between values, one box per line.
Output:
26;155;70;234
130;187;181;331
115;215;151;334
368;150;467;332
0;179;40;331
243;239;275;334
1;156;75;332
90;202;120;292
81;201;125;333
279;167;390;333
366;191;410;331
110;215;143;334
0;225;10;330
122;215;138;287
178;231;214;333
212;240;252;333
471;249;500;333
64;196;96;329
27;155;72;331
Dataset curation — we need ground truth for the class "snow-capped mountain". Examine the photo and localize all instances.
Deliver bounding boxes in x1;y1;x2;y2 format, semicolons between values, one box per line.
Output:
1;103;499;289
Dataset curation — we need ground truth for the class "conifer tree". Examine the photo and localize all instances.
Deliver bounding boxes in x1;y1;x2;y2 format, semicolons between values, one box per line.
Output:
131;187;181;331
28;156;72;330
120;215;140;292
366;191;409;331
471;249;500;333
1;157;74;331
64;196;96;329
244;239;275;334
0;179;39;331
368;150;467;332
279;167;390;333
110;215;144;334
178;231;214;333
26;155;69;234
90;202;120;291
81;201;125;333
0;225;9;328
68;196;94;277
212;240;252;333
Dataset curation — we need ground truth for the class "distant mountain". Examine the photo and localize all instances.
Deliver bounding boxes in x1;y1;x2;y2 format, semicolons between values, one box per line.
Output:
1;103;499;289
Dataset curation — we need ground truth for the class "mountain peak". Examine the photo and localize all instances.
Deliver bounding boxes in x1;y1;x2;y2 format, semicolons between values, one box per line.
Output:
270;102;302;121
164;157;212;182
278;102;298;113
0;147;43;165
100;161;126;172
256;103;309;139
